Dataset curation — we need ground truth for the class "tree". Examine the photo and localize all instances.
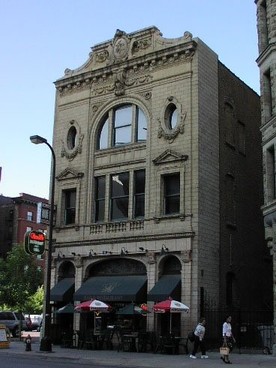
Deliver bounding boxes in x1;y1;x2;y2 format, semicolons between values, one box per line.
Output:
0;244;44;311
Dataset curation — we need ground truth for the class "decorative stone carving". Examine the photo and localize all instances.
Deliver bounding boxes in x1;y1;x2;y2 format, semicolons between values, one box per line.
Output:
132;37;152;54
61;120;84;161
152;149;188;165
56;168;84;181
114;69;127;96
146;251;156;264
74;254;83;268
157;96;187;143
158;119;185;143
112;29;130;64
181;250;192;263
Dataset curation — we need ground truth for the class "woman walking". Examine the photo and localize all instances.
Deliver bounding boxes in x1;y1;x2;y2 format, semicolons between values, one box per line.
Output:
221;315;236;364
189;317;208;359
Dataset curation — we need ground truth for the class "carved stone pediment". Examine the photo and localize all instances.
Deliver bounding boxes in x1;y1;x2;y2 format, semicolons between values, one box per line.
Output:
56;168;84;181
152;149;188;165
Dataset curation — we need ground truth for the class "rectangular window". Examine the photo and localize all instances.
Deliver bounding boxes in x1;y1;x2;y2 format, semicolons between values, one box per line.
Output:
267;145;276;201
136;108;147;142
133;170;145;218
95;176;106;222
113;105;132;146
27;211;33;221
163;173;180;215
110;172;129;220
63;189;76;225
264;69;273;119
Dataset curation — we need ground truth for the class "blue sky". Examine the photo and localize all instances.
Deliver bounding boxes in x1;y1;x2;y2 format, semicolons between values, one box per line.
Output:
1;0;258;199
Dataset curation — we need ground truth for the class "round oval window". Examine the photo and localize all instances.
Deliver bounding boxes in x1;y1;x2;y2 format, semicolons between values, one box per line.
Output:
67;126;77;150
165;103;178;130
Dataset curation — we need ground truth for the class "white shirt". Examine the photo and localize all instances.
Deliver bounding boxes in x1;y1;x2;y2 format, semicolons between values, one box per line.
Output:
194;323;205;341
223;322;232;337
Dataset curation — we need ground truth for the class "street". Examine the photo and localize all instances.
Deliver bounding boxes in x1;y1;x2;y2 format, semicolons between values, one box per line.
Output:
0;353;141;368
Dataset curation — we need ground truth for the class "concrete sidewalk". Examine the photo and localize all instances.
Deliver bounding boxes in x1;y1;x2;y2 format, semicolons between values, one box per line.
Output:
1;338;276;368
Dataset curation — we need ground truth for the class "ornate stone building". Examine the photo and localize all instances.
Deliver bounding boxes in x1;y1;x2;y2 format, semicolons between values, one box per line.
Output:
49;27;271;340
256;0;276;355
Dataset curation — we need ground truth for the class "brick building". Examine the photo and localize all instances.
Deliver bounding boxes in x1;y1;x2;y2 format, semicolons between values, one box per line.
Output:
0;192;48;268
256;0;276;355
49;27;271;338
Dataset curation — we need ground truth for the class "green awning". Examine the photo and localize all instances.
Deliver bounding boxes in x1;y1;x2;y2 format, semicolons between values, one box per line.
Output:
147;275;180;302
74;275;147;302
54;303;75;314
50;278;75;302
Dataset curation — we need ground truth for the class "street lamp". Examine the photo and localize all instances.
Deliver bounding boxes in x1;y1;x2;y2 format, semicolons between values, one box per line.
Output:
30;134;56;352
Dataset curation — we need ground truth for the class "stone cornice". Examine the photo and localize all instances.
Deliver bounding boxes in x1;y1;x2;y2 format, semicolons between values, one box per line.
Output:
54;28;196;97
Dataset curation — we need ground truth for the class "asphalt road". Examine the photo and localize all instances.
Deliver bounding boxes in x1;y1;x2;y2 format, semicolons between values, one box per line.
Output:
0;353;137;368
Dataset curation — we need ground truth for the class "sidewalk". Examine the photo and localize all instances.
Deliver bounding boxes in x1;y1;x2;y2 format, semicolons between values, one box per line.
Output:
1;338;276;368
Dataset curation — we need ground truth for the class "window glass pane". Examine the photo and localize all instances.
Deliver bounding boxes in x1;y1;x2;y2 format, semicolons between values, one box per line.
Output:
134;170;145;218
111;173;129;197
67;126;77;150
164;174;180;215
27;211;33;221
95;176;105;222
137;108;147;141
114;106;132;145
165;103;178;130
114;125;131;145
99;118;108;149
115;105;132;127
95;201;105;222
111;197;129;220
64;189;76;225
134;195;145;218
111;172;129;220
170;108;178;129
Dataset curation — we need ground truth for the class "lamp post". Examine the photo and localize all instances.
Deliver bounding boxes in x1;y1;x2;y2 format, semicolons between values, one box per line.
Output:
30;135;56;352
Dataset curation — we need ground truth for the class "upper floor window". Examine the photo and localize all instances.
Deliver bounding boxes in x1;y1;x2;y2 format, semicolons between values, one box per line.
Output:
165;103;178;130
98;104;147;149
63;189;76;225
163;173;180;215
95;176;106;222
110;172;129;220
27;211;33;221
133;170;145;218
266;145;276;201
94;169;145;222
67;126;77;150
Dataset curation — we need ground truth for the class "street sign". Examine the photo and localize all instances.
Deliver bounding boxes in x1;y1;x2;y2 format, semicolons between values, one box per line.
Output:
24;230;46;256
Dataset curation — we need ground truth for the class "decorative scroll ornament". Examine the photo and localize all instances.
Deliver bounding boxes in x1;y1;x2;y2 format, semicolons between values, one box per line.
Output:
157;114;186;143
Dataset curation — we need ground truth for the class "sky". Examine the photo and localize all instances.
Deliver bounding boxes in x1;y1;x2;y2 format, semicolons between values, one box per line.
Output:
0;0;259;199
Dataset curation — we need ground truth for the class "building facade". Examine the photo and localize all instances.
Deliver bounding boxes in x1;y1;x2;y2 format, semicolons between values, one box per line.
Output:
256;0;276;355
50;27;271;339
0;193;48;268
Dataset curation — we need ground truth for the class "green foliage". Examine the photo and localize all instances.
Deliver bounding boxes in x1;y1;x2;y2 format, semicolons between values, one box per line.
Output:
0;244;44;312
25;286;44;314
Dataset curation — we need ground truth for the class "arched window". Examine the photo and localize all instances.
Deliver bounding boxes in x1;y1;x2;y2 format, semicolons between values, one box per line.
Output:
98;104;147;149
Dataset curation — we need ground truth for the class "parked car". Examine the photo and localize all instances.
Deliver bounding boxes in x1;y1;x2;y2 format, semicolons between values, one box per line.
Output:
0;311;27;337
